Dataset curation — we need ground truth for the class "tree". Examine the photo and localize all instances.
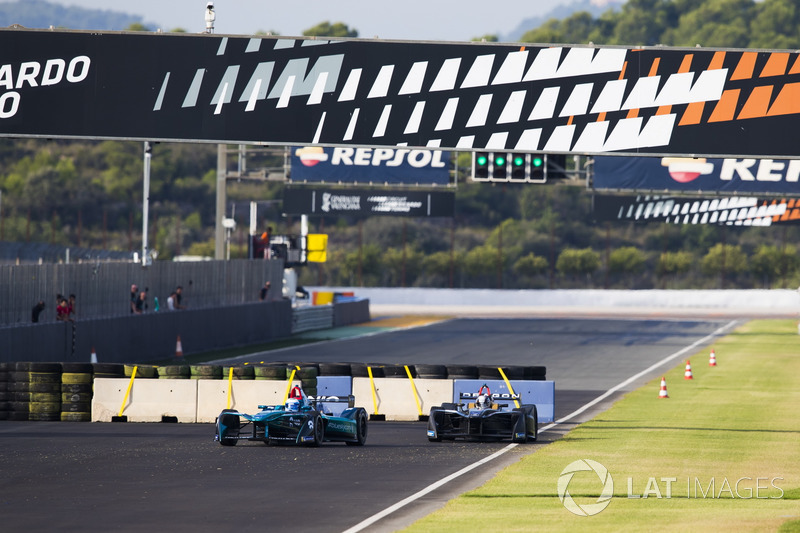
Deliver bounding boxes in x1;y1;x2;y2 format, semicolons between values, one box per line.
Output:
556;248;601;280
303;22;358;38
514;253;549;277
657;251;693;277
750;244;798;288
608;246;647;275
700;243;748;287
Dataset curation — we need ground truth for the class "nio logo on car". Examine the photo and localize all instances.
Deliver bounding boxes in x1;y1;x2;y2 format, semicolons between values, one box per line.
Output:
326;422;349;432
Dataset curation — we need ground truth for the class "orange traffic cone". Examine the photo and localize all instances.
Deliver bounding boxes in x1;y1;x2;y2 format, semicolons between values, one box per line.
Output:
658;377;669;398
90;347;98;363
175;335;183;357
709;349;717;367
684;360;693;380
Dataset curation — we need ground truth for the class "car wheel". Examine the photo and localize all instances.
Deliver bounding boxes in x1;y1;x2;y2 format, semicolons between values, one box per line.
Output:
309;414;324;447
217;409;240;446
347;409;368;446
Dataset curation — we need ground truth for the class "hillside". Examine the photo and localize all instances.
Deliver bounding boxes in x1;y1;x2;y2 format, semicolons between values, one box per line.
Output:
0;0;149;31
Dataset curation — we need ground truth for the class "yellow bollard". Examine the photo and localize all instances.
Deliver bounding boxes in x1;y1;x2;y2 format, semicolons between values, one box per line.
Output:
404;365;424;418
283;366;300;404
226;366;234;409
117;365;137;418
498;367;520;408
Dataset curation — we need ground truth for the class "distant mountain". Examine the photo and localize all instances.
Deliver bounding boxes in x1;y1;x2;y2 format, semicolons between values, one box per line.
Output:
0;0;153;31
504;0;623;43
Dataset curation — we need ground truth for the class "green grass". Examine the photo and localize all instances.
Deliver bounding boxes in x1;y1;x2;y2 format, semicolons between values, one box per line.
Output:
402;319;800;532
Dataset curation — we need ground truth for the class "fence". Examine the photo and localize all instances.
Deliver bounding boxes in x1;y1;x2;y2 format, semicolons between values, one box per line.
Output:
0;259;285;326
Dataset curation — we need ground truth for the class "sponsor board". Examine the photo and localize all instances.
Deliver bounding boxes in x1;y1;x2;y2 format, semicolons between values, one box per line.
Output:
4;28;800;158
594;156;800;195
283;187;455;217
292;146;450;185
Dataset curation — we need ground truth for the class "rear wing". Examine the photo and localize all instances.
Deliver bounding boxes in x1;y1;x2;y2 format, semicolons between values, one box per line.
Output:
459;392;521;402
308;395;356;409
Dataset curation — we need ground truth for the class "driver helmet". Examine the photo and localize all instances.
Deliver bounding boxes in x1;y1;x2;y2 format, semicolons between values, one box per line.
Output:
476;394;489;409
285;398;300;412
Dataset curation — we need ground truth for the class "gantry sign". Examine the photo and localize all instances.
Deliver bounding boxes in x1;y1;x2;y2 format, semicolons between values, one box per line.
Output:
2;27;800;158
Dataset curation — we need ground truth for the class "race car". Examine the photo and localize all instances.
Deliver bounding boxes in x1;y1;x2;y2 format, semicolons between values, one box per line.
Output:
215;386;368;446
426;385;538;443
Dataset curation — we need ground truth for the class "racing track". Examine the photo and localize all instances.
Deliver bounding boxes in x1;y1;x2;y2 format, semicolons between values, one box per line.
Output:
0;318;736;532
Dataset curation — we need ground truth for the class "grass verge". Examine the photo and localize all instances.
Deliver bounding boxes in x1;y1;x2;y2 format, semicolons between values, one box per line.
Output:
403;319;800;532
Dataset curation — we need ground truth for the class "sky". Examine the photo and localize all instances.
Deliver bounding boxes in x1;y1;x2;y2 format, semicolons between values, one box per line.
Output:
19;0;580;42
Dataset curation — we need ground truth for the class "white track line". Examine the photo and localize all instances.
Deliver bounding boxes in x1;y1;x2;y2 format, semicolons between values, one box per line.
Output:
342;319;739;533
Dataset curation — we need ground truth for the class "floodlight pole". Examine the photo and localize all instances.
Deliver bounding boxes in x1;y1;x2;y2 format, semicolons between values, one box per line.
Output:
142;141;151;266
215;143;227;260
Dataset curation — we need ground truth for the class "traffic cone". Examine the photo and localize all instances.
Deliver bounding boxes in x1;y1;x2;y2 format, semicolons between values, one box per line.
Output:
709;349;717;367
175;335;183;357
90;347;98;363
658;377;669;398
684;360;693;380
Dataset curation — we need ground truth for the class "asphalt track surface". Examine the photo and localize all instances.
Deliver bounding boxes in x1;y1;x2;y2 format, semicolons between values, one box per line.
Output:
0;317;736;532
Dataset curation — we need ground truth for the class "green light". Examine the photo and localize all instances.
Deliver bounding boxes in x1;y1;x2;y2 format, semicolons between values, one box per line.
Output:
532;156;544;168
477;155;488;166
512;155;525;167
494;155;506;166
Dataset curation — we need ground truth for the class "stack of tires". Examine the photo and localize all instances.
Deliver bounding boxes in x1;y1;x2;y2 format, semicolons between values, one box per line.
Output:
12;362;62;421
288;364;318;396
125;364;158;379
223;365;255;380
414;364;448;379
0;363;9;420
253;363;285;380
318;363;351;377
157;365;190;379
60;363;94;422
93;363;124;380
190;365;222;380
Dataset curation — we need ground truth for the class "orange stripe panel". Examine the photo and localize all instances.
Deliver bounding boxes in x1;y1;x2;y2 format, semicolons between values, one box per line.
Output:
731;52;757;80
597;112;607;122
767;82;800;116
678;54;693;74
679;101;705;125
626;109;639;119
709;51;726;70
760;53;789;77
789;56;800;75
649;58;661;77
737;85;773;119
656;105;672;116
709;89;740;122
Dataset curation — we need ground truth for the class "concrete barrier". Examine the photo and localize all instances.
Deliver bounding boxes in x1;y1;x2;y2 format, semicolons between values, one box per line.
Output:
90;376;555;423
352;377;454;420
196;379;302;423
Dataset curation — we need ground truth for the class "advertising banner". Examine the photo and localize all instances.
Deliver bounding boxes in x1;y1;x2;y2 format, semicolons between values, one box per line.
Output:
594;156;800;195
3;28;800;157
593;194;800;226
290;146;450;185
283;188;455;217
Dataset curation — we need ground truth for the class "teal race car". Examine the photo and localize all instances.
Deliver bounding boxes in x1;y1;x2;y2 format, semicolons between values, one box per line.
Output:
215;387;368;447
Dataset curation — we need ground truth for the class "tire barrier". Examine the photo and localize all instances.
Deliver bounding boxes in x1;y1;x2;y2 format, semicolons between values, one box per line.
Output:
125;365;158;379
61;362;94;422
253;364;284;380
190;365;222;380
224;365;255;380
0;362;9;421
157;365;191;379
13;362;62;421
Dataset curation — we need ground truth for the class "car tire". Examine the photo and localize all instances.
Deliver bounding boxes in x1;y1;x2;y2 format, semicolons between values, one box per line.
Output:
217;409;240;446
309;414;324;447
346;409;368;446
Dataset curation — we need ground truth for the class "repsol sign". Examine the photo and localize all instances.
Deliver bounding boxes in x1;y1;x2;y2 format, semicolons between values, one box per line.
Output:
291;146;450;185
0;56;91;119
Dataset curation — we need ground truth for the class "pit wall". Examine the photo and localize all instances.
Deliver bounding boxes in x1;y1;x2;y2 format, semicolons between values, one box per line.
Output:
91;376;555;423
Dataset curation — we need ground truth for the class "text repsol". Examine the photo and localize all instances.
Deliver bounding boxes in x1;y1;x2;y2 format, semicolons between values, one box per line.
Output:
0;56;91;119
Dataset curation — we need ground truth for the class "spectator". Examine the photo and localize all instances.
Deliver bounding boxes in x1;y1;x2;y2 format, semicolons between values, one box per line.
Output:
130;284;138;314
174;286;186;309
134;290;148;314
31;301;45;323
68;294;76;320
56;297;71;321
167;291;177;311
260;281;271;301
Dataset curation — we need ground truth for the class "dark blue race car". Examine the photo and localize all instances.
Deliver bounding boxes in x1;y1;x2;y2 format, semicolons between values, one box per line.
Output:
215;386;368;447
427;385;538;443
